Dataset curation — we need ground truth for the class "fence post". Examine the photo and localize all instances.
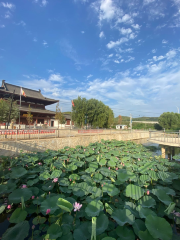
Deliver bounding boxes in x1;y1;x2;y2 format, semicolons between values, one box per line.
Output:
16;129;18;141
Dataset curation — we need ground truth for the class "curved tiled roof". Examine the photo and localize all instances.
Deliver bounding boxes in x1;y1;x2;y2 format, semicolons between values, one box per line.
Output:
1;80;58;103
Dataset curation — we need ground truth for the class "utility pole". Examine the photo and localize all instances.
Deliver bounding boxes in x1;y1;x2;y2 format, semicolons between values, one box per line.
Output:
130;114;132;131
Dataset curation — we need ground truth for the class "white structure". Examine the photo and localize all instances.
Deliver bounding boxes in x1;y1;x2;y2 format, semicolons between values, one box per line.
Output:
116;125;127;130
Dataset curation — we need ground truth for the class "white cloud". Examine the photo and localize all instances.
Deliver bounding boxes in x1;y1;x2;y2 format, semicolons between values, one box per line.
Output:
153;55;165;61
15;21;26;26
108;54;113;57
125;56;135;63
152;49;157;53
4;10;11;18
33;37;37;42
107;37;128;49
129;33;136;39
43;40;48;46
117;14;133;24
114;60;120;63
99;31;105;38
143;0;155;5
49;74;63;82
132;24;140;30
41;0;48;7
166;49;176;59
87;74;93;79
1;2;15;9
81;31;85;34
162;39;168;44
119;27;132;35
0;24;5;28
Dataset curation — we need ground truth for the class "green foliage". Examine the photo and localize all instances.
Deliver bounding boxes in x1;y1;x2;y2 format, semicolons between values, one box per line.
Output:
55;102;65;125
1;140;180;240
0;98;19;125
72;97;114;128
26;104;33;126
159;112;180;130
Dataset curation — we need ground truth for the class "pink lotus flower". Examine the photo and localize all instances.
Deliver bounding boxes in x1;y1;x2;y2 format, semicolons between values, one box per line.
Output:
84;149;86;151
121;162;122;165
147;190;150;195
7;205;11;209
46;209;51;215
138;158;140;161
38;162;42;165
108;167;110;170
32;196;35;199
21;184;27;189
32;225;35;230
52;178;58;183
123;164;125;166
93;148;94;150
98;151;99;153
116;168;118;170
70;179;71;181
73;202;82;212
101;184;103;187
8;168;11;171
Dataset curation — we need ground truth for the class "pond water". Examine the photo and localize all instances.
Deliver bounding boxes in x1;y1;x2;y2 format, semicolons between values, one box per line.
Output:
132;138;180;161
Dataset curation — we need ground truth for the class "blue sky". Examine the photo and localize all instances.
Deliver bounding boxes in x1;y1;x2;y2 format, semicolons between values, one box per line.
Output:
0;0;180;117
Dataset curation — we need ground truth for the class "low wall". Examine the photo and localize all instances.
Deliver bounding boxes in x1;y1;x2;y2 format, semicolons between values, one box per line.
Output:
0;131;149;156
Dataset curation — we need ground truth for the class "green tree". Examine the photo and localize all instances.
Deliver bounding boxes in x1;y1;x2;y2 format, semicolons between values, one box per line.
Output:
0;98;19;129
72;97;114;128
26;104;33;128
72;96;87;128
158;112;180;130
55;102;65;128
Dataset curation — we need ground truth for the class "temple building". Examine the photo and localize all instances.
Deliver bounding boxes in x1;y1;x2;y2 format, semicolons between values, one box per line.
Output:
0;80;58;127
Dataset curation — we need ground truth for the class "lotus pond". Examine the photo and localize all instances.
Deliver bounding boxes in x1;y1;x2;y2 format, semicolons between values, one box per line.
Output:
0;140;180;240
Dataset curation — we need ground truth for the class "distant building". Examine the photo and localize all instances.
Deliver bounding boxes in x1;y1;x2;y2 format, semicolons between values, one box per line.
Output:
116;124;127;130
0;80;58;127
53;114;74;128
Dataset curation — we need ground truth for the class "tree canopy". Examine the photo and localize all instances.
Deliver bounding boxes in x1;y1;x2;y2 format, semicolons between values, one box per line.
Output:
72;97;114;128
0;98;19;127
158;112;180;130
55;102;65;126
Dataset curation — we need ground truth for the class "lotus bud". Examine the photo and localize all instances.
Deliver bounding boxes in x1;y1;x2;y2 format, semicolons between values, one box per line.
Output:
147;190;150;195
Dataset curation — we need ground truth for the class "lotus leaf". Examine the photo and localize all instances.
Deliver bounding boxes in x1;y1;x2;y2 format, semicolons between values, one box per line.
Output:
66;164;77;171
1;221;30;240
139;229;158;240
132;219;146;237
152;189;172;205
93;173;103;182
73;222;91;240
145;215;172;240
33;216;46;224
9;208;27;223
138;196;156;208
0;205;6;214
156;186;176;196
39;171;51;180
27;178;39;186
85;200;104;217
102;183;119;197
58;178;70;186
0;185;7;195
42;182;55;191
99;159;107;166
117;169;129;183
50;169;62;179
88;213;109;235
124;184;144;200
59;232;73;240
69;174;80;181
116;226;135;240
108;160;116;167
47;224;63;239
57;198;73;212
140;175;150;183
111;209;135;226
148;171;158;180
40;195;61;215
124;202;140;218
10;167;27;179
136;205;157;218
102;238;116;240
8;188;32;203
